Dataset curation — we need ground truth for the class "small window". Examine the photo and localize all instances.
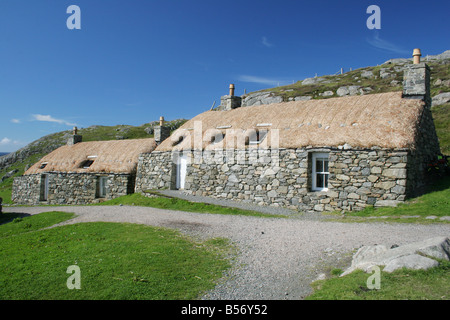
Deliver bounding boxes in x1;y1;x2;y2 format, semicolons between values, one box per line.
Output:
172;135;184;146
247;129;268;145
312;153;329;191
39;162;48;169
211;132;225;144
97;176;108;198
80;160;94;169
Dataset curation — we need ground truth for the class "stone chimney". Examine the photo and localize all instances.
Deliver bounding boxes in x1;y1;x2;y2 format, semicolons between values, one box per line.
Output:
218;84;242;111
402;48;430;105
67;126;82;146
154;116;170;145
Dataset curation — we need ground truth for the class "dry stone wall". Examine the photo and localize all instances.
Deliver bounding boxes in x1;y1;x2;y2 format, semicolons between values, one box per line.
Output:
12;173;133;205
12;175;41;205
135;152;174;191
134;147;423;213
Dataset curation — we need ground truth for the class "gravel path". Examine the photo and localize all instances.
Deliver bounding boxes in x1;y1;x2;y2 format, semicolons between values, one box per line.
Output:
4;204;450;300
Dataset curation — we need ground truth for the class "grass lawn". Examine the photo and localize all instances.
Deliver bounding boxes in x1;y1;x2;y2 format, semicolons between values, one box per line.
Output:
94;192;286;218
0;211;232;300
307;260;450;300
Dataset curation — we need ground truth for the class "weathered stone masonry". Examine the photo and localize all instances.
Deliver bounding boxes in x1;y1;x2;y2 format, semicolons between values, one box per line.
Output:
12;173;133;205
135;147;422;212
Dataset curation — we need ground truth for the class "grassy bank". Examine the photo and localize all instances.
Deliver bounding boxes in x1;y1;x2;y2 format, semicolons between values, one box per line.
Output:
94;192;286;218
307;260;450;300
0;211;232;300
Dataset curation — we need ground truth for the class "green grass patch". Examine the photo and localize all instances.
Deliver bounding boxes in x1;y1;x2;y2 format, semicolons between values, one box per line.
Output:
0;212;232;300
307;260;450;300
94;192;286;218
0;211;75;238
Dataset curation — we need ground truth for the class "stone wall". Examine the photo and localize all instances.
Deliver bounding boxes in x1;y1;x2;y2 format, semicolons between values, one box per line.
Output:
12;175;42;205
405;102;441;197
135;151;174;192
134;147;418;213
12;172;133;205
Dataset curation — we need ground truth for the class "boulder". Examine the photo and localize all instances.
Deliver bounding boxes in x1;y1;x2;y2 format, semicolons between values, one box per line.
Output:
361;70;374;78
336;86;361;97
294;96;313;101
380;69;394;79
242;92;283;107
383;254;439;273
302;77;328;85
432;92;450;107
341;237;450;276
319;91;334;97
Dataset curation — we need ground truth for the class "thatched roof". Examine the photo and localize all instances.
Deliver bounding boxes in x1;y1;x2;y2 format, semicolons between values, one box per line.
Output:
25;138;157;175
155;92;425;151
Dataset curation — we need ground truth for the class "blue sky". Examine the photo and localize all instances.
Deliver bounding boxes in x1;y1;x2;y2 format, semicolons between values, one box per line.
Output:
0;0;449;152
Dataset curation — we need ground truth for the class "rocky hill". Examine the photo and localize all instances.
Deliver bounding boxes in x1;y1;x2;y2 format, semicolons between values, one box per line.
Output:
239;50;450;107
231;49;450;156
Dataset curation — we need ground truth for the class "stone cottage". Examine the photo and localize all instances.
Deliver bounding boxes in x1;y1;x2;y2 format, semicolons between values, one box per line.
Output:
134;49;441;212
12;128;159;205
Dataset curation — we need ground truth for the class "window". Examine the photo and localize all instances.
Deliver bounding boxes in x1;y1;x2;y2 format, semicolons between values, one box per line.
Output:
172;135;185;146
211;132;225;144
312;153;329;191
247;129;268;145
80;160;94;169
39;162;48;169
97;176;107;198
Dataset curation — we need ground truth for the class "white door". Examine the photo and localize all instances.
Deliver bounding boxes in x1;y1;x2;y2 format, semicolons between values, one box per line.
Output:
176;153;187;190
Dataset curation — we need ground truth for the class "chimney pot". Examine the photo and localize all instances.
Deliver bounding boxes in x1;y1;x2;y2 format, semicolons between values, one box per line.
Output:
413;48;421;64
73;126;78;135
159;116;165;126
229;84;235;96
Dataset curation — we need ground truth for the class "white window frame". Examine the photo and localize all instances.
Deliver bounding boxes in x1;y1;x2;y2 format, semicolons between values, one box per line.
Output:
312;153;329;191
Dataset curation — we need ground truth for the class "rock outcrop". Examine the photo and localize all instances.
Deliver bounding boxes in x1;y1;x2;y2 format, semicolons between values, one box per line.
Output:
341;237;450;276
432;92;450;107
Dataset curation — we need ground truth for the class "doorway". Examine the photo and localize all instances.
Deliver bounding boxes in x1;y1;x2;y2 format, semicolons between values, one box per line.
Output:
40;174;49;201
176;153;187;190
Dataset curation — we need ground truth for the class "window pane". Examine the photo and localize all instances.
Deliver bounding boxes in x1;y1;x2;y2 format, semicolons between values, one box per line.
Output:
324;173;329;188
317;173;324;188
324;160;329;173
316;159;323;172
